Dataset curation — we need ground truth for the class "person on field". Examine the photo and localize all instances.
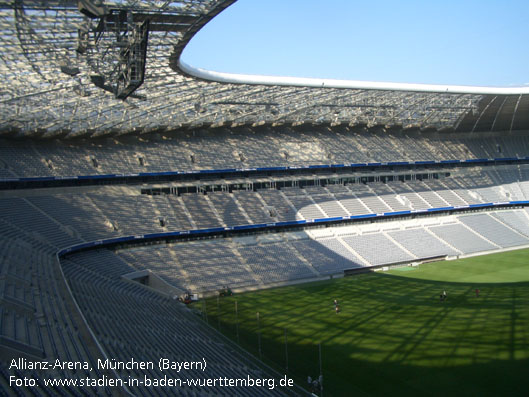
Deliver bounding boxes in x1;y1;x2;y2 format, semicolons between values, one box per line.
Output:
475;288;480;297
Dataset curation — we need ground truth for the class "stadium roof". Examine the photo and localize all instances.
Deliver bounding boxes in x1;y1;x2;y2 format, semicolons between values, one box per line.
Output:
1;0;529;139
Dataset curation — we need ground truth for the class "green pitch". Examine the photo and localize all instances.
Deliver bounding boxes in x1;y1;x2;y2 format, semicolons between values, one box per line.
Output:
199;248;529;396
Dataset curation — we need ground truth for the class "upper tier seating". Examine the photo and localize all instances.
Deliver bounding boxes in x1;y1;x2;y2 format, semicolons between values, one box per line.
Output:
2;131;529;178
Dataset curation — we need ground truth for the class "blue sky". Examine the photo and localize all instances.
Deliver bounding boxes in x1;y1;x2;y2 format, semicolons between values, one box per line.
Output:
182;0;529;87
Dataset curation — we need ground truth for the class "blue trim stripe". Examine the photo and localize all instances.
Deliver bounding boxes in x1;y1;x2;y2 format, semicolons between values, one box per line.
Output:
4;156;529;184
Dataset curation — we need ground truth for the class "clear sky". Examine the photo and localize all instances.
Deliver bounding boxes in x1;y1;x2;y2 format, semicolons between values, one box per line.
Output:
182;0;529;87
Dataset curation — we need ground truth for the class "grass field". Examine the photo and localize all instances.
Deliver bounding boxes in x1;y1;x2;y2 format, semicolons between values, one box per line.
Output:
197;248;529;396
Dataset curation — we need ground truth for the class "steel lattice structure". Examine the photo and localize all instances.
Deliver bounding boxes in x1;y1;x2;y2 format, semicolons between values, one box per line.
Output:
1;0;528;139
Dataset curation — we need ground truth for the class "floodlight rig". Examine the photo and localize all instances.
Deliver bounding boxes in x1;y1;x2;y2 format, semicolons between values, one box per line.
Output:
77;1;149;100
115;15;149;99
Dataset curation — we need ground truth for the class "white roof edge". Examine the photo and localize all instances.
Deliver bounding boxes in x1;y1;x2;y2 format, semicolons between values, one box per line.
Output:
179;60;529;95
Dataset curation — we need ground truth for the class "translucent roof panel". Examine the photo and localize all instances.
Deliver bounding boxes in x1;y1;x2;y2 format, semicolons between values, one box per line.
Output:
0;1;528;138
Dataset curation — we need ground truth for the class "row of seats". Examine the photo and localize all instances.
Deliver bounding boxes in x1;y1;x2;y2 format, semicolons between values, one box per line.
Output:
1;130;528;178
0;225;103;396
